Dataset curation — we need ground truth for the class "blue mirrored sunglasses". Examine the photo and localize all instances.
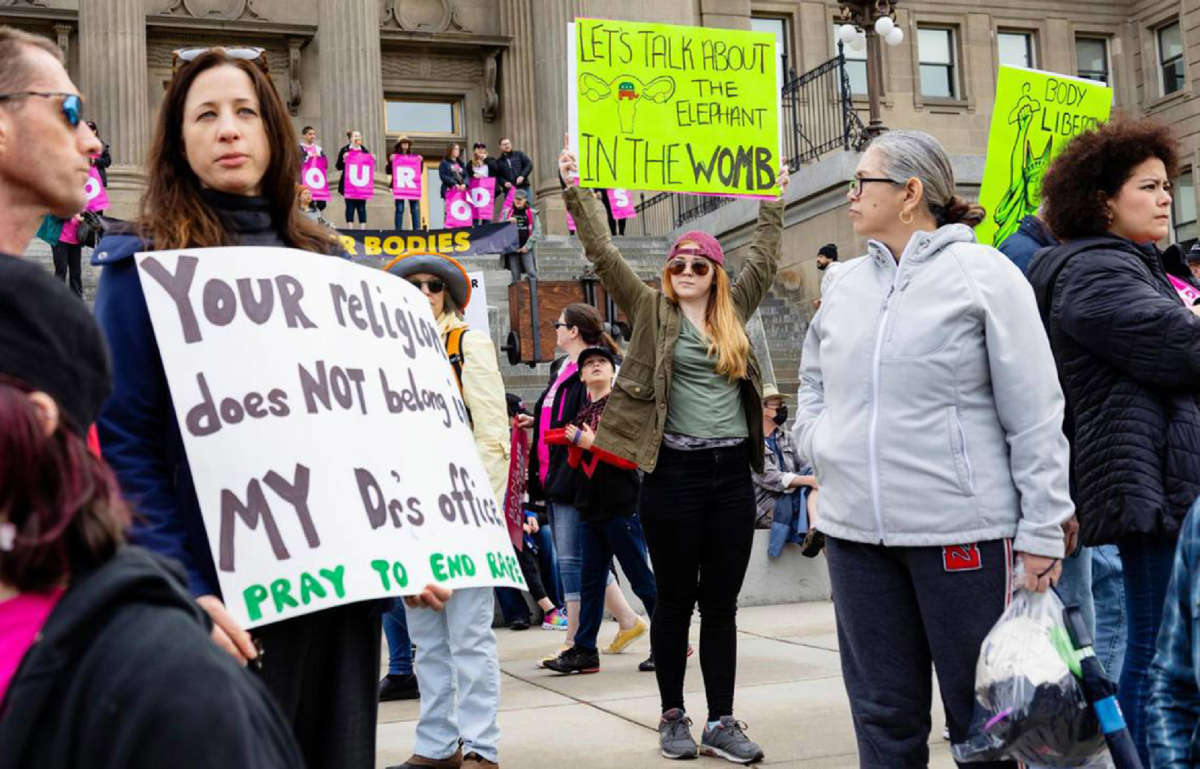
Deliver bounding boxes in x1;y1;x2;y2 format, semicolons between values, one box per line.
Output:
0;91;82;127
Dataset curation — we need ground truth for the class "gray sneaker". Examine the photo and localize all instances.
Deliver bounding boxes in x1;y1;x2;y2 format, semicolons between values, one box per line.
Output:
700;717;764;764
658;708;698;760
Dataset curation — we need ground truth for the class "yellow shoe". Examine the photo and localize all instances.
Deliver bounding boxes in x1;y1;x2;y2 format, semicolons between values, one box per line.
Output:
602;616;648;654
539;644;570;669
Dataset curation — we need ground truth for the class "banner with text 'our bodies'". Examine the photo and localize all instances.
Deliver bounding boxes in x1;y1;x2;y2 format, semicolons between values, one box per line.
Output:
978;66;1113;247
568;18;781;198
134;247;525;628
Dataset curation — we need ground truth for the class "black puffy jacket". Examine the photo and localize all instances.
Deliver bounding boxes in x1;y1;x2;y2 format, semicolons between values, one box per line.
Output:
1027;235;1200;545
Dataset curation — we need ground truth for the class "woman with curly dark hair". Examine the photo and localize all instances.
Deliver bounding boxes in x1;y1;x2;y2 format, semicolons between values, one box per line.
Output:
1027;117;1200;764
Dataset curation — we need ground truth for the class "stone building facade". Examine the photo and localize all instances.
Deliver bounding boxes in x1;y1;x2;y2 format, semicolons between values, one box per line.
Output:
6;0;1200;393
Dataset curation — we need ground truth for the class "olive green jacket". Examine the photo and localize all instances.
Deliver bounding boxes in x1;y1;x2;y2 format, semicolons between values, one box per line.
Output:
563;185;785;473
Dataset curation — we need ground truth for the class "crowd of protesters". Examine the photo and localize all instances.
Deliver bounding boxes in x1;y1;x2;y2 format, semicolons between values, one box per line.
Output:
5;21;1200;769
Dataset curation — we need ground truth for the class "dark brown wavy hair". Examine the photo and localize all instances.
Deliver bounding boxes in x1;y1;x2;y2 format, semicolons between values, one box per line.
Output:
1043;118;1180;241
137;50;339;254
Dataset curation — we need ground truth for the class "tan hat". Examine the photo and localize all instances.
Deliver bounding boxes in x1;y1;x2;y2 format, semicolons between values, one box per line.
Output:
761;383;789;403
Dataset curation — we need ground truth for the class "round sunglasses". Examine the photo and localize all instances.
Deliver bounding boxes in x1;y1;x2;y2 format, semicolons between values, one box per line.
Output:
408;278;445;294
0;91;82;127
667;258;713;277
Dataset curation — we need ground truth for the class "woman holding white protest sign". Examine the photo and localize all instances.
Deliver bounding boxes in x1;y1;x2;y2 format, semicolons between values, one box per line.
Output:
90;47;423;769
558;136;787;764
381;251;508;769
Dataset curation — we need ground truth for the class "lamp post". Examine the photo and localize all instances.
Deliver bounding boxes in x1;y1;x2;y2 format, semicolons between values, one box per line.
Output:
836;1;903;138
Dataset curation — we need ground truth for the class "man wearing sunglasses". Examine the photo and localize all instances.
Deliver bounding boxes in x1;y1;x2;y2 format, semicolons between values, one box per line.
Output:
0;26;101;258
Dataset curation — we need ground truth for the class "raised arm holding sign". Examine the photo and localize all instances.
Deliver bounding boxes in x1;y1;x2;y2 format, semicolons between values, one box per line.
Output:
567;18;782;198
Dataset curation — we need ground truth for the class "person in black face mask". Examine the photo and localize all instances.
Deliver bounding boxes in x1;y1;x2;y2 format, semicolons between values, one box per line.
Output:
752;385;823;557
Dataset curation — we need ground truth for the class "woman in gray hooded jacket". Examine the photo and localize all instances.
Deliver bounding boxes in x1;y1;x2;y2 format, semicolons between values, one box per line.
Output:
792;130;1073;767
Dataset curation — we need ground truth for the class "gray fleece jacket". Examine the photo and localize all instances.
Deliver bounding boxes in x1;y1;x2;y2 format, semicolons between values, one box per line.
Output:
792;224;1072;558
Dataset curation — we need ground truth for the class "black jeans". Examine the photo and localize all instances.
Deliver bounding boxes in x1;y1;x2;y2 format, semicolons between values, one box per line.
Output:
639;444;756;722
253;602;381;769
52;241;82;298
344;198;367;224
824;537;1015;769
576;514;658;652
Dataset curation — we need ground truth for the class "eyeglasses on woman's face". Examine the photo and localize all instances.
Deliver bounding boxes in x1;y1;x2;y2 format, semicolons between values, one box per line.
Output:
408;278;445;294
553;321;573;330
847;176;899;198
667;258;712;277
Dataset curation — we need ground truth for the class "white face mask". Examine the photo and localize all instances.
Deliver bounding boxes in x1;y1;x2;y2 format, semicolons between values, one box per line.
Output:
0;522;15;551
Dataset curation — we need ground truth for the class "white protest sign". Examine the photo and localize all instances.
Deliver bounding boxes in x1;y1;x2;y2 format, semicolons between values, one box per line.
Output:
134;247;525;628
464;271;490;339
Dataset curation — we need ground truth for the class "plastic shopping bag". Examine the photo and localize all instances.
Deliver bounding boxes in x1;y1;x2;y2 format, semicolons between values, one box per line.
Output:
952;585;1108;767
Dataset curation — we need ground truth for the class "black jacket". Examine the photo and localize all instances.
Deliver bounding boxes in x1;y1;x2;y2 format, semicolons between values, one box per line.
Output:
438;158;465;199
0;548;303;769
527;356;587;504
335;143;370;196
497;149;533;189
1027;235;1200;545
93;141;112;187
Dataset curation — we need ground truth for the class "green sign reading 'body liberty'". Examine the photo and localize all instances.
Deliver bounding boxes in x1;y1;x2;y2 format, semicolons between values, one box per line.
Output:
977;66;1113;247
568;18;781;198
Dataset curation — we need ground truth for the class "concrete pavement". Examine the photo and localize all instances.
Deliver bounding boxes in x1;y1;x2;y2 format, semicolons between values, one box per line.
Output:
376;601;958;768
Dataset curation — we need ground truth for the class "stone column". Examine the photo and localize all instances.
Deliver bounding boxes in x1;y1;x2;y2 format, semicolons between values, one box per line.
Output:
78;0;149;170
317;0;385;172
500;0;538;171
531;0;584;233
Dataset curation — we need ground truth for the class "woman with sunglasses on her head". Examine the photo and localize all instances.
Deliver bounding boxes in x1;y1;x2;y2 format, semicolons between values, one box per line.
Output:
381;252;509;769
793;130;1072;767
525;303;652;671
90;48;387;769
558;138;788;764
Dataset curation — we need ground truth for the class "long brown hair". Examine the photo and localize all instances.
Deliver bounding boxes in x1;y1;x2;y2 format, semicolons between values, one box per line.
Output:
562;303;622;355
138;50;338;254
661;264;750;381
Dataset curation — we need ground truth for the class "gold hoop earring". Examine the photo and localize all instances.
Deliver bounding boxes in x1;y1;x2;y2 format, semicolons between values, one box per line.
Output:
899;210;915;225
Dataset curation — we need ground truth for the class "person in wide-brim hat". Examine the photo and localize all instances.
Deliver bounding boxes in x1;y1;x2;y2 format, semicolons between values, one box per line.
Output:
383;251;473;315
377;249;509;769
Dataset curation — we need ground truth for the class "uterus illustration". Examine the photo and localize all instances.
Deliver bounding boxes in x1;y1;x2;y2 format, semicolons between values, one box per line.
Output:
579;73;677;134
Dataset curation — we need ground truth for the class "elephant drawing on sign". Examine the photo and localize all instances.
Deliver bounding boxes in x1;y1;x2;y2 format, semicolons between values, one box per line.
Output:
579;73;676;134
992;82;1054;246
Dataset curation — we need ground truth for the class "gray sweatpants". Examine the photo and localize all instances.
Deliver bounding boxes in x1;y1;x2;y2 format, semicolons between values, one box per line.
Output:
824;536;1017;769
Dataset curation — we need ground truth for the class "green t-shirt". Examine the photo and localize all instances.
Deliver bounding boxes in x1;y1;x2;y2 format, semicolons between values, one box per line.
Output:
665;316;748;439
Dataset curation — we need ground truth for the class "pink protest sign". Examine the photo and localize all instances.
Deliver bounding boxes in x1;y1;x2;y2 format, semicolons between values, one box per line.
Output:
444;188;474;228
302;155;330;201
606;188;636;220
1168;274;1200;306
392;154;422;201
84;165;108;211
468;177;496;221
499;187;516;220
343;151;375;200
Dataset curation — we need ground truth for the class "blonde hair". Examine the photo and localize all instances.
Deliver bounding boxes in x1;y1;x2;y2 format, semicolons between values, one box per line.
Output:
661;264;750;381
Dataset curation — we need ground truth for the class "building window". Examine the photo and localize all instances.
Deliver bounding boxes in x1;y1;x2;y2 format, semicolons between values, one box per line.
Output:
833;24;868;95
1075;37;1110;84
918;27;958;99
1174;169;1196;243
384;98;460;135
751;15;792;79
997;31;1034;69
1157;20;1185;96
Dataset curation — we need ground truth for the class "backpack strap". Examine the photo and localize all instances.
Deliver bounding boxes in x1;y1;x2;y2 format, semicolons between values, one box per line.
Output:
444;327;468;397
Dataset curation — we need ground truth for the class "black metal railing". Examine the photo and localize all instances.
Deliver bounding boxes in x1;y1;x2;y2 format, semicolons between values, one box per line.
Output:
635;51;867;236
